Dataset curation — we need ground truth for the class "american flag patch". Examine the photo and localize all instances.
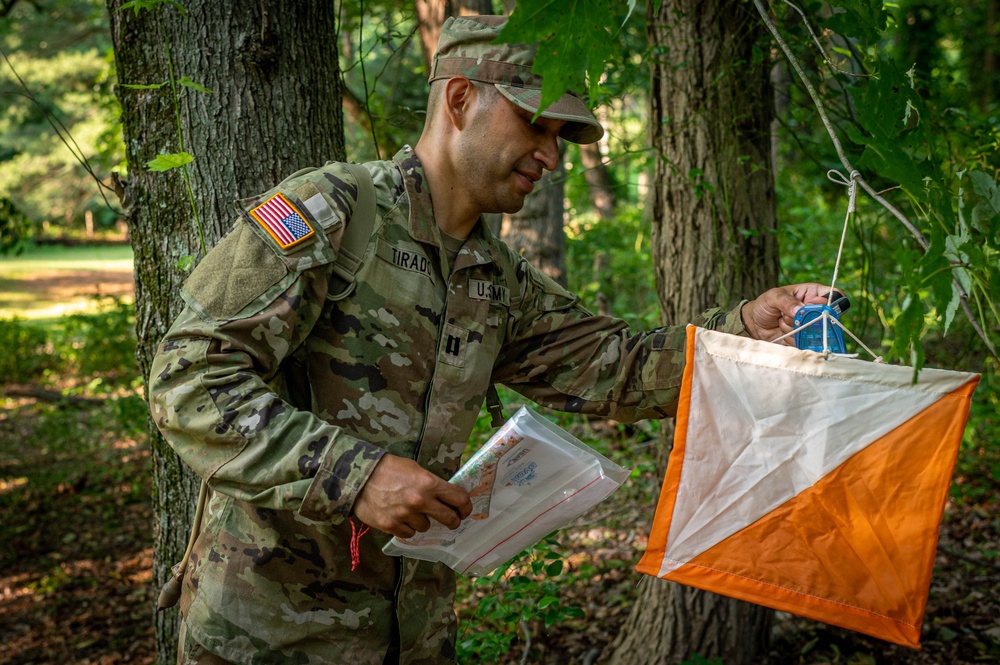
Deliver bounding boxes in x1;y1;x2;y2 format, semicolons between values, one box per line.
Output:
249;193;315;250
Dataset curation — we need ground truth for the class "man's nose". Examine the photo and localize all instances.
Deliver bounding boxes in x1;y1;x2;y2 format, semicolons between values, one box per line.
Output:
534;133;559;172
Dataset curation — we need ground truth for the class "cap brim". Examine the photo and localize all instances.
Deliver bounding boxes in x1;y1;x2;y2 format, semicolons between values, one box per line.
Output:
495;84;604;144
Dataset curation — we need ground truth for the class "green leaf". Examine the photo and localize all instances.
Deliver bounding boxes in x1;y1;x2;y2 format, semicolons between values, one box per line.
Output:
969;171;1000;213
623;0;638;28
855;140;924;196
496;0;617;114
147;151;194;172
855;56;922;142
119;81;168;90
824;0;888;43
174;255;195;272
544;560;564;576
178;76;212;94
943;282;960;335
537;595;559;610
475;595;497;617
938;626;959;641
119;0;187;16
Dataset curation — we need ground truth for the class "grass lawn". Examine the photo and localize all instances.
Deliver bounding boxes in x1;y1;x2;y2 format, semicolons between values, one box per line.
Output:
0;244;134;322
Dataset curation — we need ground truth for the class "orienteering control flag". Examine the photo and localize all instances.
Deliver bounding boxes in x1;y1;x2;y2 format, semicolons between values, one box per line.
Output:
636;326;979;648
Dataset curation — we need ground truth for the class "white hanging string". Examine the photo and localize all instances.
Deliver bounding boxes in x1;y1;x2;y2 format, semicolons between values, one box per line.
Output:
825;169;858;308
772;169;883;362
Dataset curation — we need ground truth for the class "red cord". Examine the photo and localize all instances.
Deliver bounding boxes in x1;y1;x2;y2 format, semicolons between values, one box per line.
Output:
349;517;370;572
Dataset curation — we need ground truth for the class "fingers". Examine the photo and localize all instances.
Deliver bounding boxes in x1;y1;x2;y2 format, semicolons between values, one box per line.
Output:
352;454;472;539
437;482;473;520
744;283;844;343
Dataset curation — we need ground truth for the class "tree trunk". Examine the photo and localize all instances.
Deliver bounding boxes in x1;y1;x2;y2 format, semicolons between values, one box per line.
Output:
579;141;616;220
501;145;569;286
106;3;345;663
607;1;778;664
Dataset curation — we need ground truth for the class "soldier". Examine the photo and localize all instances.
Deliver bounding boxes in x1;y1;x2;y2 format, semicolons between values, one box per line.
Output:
148;14;831;665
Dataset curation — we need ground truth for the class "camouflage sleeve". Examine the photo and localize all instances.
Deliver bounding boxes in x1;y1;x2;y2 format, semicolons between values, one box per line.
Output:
148;166;385;524
493;257;749;421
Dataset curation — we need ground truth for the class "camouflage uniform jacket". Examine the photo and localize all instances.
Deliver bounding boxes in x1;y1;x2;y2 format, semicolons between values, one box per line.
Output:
148;145;749;665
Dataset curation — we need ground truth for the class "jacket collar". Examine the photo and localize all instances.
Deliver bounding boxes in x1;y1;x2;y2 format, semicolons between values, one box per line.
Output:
393;145;499;272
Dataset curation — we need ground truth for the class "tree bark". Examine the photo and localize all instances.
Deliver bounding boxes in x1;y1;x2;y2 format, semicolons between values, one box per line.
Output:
607;1;778;664
579;141;616;220
501;144;569;286
106;3;345;663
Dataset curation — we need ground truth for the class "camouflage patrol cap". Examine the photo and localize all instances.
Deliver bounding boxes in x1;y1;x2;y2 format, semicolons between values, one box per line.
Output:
429;15;604;144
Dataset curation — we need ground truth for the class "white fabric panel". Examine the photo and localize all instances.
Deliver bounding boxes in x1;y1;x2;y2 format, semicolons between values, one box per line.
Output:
658;328;976;577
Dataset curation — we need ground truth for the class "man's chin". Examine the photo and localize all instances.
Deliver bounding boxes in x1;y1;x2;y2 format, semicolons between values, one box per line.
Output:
482;201;527;216
497;195;528;215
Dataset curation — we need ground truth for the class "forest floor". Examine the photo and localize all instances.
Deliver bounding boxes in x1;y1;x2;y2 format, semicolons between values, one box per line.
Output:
0;398;997;664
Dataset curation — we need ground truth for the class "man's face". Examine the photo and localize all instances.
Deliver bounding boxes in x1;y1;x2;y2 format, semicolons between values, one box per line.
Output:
454;88;566;215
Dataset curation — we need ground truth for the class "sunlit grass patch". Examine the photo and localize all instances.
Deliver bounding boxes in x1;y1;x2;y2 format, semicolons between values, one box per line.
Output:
0;244;134;320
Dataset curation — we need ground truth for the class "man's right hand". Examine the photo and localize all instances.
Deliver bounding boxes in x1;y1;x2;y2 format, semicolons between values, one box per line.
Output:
352;454;473;539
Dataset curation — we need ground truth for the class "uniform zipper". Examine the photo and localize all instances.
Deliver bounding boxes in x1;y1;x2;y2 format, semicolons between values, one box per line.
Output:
391;249;451;656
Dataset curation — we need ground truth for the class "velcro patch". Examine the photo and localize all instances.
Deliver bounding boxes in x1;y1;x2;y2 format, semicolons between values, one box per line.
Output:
294;181;339;229
469;278;510;305
249;193;315;250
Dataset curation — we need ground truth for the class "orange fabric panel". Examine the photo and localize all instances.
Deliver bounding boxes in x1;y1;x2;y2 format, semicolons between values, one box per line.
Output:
636;326;698;572
663;379;978;648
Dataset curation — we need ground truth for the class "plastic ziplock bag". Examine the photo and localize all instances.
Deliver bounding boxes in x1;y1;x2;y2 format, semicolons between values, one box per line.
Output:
383;406;629;576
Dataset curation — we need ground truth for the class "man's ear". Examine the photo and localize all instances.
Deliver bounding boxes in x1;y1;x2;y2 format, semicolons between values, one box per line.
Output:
442;77;475;129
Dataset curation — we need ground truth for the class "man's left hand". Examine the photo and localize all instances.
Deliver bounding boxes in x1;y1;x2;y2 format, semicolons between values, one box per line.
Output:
741;283;837;344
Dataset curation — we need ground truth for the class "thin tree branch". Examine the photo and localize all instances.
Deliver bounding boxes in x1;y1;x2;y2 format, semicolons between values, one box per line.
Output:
754;0;997;357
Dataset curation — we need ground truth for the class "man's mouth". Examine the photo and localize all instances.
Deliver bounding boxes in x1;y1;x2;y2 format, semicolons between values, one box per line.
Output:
514;170;539;193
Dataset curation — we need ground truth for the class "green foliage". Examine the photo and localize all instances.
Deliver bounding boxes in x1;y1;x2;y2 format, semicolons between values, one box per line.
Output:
56;296;137;386
457;536;584;663
506;0;999;368
0;195;31;255
499;0;617;110
565;206;660;330
0;0;124;237
771;0;1000;368
0;317;54;383
823;0;889;44
680;656;725;665
339;6;428;161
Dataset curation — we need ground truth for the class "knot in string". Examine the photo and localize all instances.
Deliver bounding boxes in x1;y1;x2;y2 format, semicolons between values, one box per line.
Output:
823;168;863;313
827;169;861;213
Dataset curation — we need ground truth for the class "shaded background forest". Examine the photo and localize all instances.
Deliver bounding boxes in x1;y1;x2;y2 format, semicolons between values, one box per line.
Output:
1;0;999;664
